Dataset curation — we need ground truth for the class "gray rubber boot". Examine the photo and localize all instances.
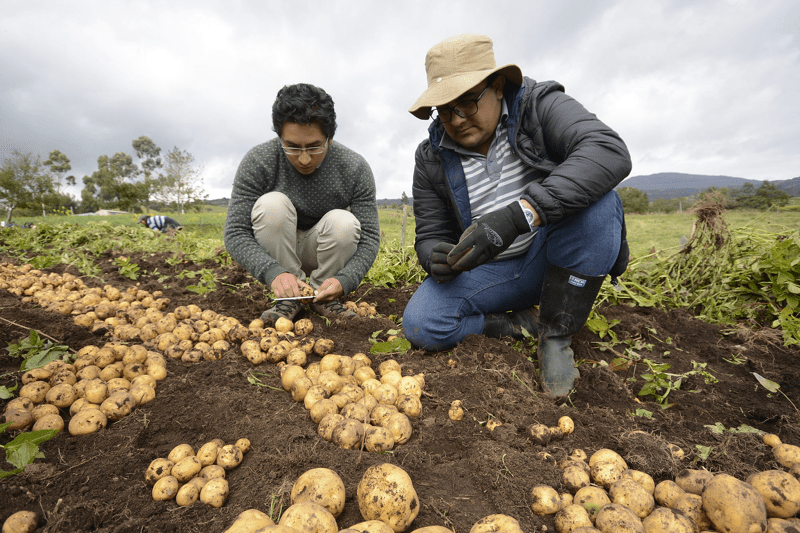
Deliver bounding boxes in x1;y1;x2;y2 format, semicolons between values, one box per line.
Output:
537;263;605;398
484;308;539;340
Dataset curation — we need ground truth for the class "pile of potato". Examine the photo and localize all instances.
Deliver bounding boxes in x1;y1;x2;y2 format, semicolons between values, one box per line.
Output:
0;263;260;363
2;343;165;436
343;300;378;317
527;440;800;533
146;438;251;508
275;351;424;452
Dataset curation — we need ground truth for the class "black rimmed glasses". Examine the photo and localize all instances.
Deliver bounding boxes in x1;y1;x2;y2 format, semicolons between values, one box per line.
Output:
430;86;490;123
281;137;329;156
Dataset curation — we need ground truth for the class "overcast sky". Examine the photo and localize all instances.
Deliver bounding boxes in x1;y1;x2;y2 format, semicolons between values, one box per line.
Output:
2;0;798;202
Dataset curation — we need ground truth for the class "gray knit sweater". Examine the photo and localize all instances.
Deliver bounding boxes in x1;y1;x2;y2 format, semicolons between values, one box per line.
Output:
224;138;380;294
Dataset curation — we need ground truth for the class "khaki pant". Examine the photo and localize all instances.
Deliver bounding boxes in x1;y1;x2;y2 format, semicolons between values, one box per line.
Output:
251;192;360;288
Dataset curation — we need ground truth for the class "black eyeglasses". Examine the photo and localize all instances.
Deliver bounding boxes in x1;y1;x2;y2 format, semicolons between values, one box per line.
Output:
430;86;490;123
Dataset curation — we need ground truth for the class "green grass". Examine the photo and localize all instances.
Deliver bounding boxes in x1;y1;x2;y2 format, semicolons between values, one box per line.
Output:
8;204;798;260
626;208;800;259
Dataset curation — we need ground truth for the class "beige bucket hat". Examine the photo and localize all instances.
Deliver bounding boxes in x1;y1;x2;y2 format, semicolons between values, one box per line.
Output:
408;33;523;120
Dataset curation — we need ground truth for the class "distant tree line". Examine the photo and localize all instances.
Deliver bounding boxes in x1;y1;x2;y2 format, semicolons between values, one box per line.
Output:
617;181;792;214
0;136;207;223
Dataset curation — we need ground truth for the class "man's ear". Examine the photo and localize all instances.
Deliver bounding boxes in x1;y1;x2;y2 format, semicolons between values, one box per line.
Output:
493;75;506;94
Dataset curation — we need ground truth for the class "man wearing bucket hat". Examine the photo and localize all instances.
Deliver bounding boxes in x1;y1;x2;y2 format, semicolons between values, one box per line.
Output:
402;34;631;397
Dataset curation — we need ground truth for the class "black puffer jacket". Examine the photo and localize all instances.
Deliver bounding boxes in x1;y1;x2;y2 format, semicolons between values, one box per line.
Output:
412;76;632;273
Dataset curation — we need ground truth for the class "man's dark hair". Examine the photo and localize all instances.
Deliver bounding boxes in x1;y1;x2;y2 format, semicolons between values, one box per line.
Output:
272;83;337;139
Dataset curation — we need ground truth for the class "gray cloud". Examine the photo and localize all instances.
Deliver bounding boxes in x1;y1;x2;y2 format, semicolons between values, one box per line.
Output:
1;0;798;205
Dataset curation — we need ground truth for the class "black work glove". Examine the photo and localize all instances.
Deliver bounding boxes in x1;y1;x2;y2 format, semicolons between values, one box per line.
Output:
430;242;460;283
447;202;530;271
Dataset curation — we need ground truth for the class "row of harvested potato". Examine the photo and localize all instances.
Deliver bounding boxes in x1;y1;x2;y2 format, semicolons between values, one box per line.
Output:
2;343;166;435
220;464;530;533
277;354;424;452
146;439;251;507
528;441;800;533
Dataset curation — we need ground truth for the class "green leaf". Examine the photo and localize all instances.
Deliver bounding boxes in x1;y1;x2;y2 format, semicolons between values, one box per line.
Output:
753;372;780;393
369;337;411;355
705;422;726;434
0;385;18;400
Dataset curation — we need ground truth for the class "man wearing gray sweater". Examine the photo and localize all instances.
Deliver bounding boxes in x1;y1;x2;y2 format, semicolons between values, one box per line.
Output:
224;83;380;325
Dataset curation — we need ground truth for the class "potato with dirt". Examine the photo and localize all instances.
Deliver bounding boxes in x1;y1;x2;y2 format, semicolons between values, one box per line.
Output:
223;509;275;533
290;468;346;518
200;477;229;508
746;469;800;518
640;507;695;533
468;515;524;533
68;408;107;436
357;463;420;532
279;501;338;533
593;503;643;532
554;504;594;533
608;477;654;518
702;473;768;533
2;510;38;533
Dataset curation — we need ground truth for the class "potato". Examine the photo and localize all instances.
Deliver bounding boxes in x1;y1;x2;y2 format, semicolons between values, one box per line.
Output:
594;503;643;533
555;504;593;533
382;412;413;445
621;469;655;495
448;400;464;421
129;384;156;406
200;477;229;508
241;340;267;365
653;479;685;508
294;318;313;336
746;469;800;518
152;475;180;501
317;413;344;442
773;444;800;469
313;339;334;356
675;468;713;495
31;403;59;421
589;448;628;471
68;408;107;435
2;409;34;431
291;468;346;517
100;390;135;421
217;444;244;470
345;520;395;533
172;455;203;483
317;370;344;395
331;418;365;450
21;367;51;384
371;404;398;427
590;461;625;489
200;464;226;481
469;515;523;533
357;464;420;533
341;402;370;423
45;383;77;408
32;413;64;432
175;483;200;507
223;509;275;533
279;502;338;533
396;395;422;418
558;416;575;436
195;442;220;466
235;438;251;454
573;486;611;521
286;349;307;367
763;433;782;448
673;493;712;532
145;458;174;485
168;443;195;463
84;380;108;405
308;399;337;424
2;510;38;533
569;449;587;463
530;485;562;515
608;477;654;518
563;465;592;493
641;507;695;533
768;518;800;532
291;377;313;402
364;426;395;453
304;384;330;411
529;423;551;446
19;381;50;404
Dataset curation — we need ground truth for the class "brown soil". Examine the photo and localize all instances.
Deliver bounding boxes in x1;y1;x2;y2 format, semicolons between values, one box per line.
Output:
2;249;799;532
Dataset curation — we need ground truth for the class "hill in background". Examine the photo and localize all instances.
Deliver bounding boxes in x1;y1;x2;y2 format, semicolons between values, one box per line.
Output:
619;172;800;199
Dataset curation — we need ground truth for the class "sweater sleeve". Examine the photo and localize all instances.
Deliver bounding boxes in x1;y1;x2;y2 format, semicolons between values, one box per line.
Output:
333;158;380;295
223;144;288;287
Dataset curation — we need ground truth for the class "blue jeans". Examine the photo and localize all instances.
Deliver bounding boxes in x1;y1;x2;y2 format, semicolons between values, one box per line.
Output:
403;191;624;351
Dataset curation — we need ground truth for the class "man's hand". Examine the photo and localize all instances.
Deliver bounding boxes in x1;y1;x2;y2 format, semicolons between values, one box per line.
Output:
447;202;530;271
271;272;312;299
430;242;460;283
314;277;344;303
